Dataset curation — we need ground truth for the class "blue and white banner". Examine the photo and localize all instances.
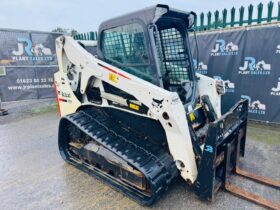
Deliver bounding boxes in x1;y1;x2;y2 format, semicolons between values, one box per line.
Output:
0;66;57;101
0;30;59;66
190;25;280;124
0;29;61;102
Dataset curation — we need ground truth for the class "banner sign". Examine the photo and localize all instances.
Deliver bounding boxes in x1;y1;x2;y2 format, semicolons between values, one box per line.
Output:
0;66;57;101
0;29;61;102
0;29;59;66
190;25;280;124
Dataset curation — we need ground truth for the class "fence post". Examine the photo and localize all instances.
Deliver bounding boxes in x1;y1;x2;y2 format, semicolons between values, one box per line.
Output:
257;3;263;23
214;10;219;29
194;14;197;30
267;1;274;22
207;11;212;30
222;9;227;28
91;32;95;40
200;12;205;31
239;6;245;26
278;2;280;21
248;4;253;25
230;7;236;27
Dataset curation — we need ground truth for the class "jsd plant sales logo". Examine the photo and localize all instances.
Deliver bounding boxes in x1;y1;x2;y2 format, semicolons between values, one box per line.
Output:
12;38;54;61
241;95;266;115
271;77;280;96
193;59;208;74
211;39;238;56
276;45;280;54
238;57;271;75
214;76;235;93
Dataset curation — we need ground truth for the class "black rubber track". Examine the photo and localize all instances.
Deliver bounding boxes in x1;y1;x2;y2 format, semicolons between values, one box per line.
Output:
58;107;178;205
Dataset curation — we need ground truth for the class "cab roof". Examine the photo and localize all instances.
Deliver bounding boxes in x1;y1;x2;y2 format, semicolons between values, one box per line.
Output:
98;4;192;32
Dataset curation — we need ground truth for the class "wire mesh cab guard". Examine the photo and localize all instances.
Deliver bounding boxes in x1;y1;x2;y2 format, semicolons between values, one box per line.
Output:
153;17;195;104
154;22;191;86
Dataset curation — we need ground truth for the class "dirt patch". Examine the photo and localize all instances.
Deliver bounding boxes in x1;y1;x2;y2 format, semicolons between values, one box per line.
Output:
0;99;57;125
247;121;280;145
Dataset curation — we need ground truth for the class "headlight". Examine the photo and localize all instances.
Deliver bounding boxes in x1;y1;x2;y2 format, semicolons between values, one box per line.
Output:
215;80;225;95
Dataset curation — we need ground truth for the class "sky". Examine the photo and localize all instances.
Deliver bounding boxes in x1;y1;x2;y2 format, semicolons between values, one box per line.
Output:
0;0;278;33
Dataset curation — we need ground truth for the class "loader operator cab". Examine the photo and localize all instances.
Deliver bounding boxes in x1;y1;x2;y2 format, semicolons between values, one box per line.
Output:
97;5;196;105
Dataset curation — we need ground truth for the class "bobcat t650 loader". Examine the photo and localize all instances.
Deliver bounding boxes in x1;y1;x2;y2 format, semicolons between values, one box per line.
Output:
54;5;280;209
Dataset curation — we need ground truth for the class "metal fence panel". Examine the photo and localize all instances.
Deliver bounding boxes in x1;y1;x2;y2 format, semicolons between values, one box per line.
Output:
194;1;280;31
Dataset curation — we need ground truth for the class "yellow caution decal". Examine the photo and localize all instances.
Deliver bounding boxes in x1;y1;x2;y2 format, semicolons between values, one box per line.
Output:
108;73;119;83
129;103;139;111
189;112;196;122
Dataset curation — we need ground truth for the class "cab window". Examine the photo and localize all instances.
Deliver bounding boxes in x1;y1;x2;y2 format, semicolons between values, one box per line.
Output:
102;23;158;84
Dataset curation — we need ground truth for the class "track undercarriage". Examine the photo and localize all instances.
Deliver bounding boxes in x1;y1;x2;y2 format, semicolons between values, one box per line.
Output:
58;107;178;205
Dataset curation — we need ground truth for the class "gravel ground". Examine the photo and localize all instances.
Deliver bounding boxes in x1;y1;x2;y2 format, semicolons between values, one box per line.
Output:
0;100;279;210
0;99;56;125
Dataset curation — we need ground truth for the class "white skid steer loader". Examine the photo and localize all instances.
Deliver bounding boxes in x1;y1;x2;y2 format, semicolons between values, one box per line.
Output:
54;5;280;209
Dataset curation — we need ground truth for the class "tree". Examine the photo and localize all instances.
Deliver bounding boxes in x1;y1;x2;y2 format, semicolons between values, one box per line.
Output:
70;29;78;36
52;27;79;36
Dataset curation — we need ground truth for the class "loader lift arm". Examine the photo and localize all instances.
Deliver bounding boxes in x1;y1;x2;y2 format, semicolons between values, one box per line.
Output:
56;35;198;182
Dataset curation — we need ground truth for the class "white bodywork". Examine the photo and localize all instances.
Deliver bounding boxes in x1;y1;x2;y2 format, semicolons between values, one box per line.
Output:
54;36;223;183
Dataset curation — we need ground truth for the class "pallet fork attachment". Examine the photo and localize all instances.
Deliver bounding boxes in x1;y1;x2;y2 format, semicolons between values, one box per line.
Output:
194;99;280;209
